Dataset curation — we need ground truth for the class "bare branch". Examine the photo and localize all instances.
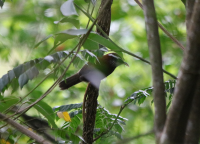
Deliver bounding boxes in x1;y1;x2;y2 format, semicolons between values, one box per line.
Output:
0;112;51;144
160;1;200;143
134;0;185;50
186;0;195;30
142;0;166;141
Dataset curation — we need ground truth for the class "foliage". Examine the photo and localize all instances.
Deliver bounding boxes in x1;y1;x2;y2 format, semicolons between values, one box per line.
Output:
0;0;185;143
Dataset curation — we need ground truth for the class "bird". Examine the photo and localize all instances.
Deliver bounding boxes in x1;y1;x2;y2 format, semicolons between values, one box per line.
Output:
59;53;129;90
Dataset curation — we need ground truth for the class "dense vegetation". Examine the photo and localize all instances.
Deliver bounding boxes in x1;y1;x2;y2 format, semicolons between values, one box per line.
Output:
1;0;195;144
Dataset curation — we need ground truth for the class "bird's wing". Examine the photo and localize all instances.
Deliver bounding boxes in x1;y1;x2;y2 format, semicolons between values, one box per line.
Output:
80;69;105;88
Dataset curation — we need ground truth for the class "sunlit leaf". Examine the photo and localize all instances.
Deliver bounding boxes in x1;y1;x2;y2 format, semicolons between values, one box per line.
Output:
60;0;78;16
53;103;83;112
34;34;54;48
88;33;120;51
30;99;57;129
54;17;80;29
83;38;99;50
58;29;88;36
0;97;19;112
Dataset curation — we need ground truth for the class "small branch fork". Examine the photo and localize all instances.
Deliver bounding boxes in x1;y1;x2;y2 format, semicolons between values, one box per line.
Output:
0;112;51;144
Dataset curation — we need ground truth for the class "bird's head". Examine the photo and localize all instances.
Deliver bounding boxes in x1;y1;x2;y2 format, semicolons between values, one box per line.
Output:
104;53;129;68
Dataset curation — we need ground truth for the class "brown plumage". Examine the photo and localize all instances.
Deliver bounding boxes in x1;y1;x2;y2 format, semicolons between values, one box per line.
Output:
59;53;128;90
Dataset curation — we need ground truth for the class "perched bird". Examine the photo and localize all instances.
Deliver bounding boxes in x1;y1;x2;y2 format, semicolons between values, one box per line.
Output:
59;53;129;90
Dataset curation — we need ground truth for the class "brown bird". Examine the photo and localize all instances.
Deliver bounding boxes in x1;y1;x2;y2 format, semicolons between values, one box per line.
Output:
59;53;129;90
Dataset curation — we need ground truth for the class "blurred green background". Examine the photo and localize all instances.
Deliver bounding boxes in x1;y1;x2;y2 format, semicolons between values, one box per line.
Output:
0;0;185;143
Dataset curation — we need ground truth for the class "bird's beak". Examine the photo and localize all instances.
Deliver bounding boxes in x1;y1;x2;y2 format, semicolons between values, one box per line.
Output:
124;62;129;67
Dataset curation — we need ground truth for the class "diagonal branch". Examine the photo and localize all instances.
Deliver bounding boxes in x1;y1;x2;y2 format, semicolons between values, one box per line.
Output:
134;0;185;50
0;112;51;144
142;0;166;142
75;4;177;79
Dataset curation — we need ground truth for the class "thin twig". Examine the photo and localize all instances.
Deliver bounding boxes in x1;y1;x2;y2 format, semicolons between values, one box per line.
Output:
134;0;185;50
14;13;99;115
0;112;51;144
93;95;141;142
75;4;177;79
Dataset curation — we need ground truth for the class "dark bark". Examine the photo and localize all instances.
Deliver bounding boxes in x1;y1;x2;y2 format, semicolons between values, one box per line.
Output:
160;1;200;143
82;84;99;144
142;0;166;142
96;0;113;36
82;0;112;143
185;77;200;144
186;0;195;31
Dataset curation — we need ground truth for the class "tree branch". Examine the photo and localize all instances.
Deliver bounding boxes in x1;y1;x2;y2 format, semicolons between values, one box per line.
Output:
82;0;113;143
93;95;141;142
186;0;195;31
134;0;185;50
185;77;200;143
0;112;51;144
142;0;166;142
160;1;200;143
75;4;177;79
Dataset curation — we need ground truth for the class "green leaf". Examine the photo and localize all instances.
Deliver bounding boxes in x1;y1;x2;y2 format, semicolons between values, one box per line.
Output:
138;96;146;105
83;38;99;50
58;29;88;36
18;73;29;89
8;70;15;82
26;66;39;80
29;99;57;129
54;33;77;47
181;0;186;6
0;97;19;112
110;131;123;139
88;33;120;51
81;50;98;63
69;110;82;118
53;103;83;112
54;17;80;29
13;64;25;78
34;34;54;48
0;51;82;94
60;0;78;16
114;124;123;133
11;78;19;94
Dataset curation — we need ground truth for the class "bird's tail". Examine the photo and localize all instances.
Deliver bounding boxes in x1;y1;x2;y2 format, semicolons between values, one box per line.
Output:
59;73;81;90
